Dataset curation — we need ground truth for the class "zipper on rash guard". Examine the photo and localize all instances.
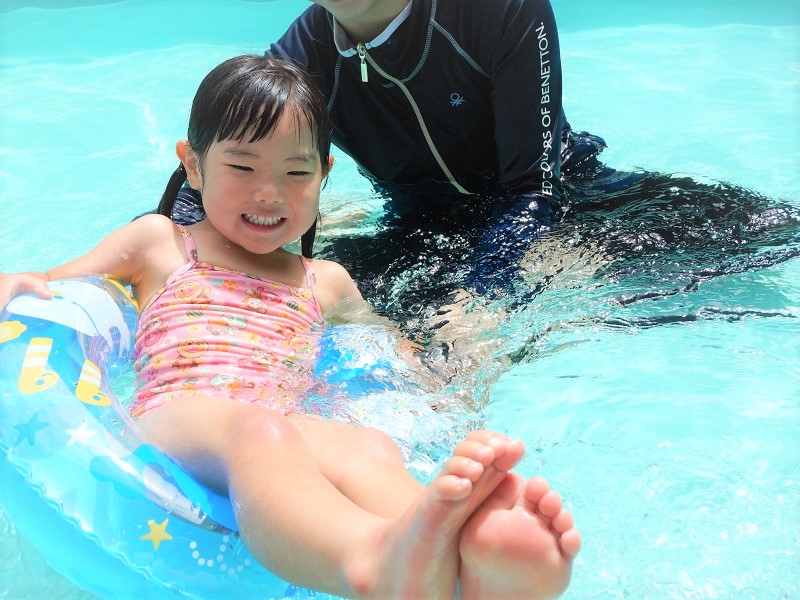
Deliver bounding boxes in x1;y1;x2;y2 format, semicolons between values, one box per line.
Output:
356;44;470;195
357;43;368;82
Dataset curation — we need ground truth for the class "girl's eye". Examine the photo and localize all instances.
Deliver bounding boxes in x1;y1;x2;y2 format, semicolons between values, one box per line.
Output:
288;170;312;177
228;164;253;172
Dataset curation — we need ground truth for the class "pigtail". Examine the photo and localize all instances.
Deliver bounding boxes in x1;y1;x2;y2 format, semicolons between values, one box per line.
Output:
157;164;188;218
301;219;317;258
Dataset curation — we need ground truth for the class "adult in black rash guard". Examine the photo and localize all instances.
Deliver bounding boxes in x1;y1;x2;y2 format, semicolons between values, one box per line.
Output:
169;0;609;297
267;0;582;197
163;0;798;323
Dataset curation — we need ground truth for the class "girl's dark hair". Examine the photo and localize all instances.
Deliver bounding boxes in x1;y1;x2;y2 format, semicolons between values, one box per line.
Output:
157;55;332;257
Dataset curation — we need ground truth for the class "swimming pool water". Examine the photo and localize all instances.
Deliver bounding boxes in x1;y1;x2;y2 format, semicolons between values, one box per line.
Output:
1;1;798;598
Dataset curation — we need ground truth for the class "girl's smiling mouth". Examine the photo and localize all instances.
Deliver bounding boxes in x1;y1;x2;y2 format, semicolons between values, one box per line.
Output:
242;214;283;226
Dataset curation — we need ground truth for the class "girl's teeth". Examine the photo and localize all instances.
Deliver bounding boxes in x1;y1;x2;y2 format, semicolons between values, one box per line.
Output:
244;214;281;226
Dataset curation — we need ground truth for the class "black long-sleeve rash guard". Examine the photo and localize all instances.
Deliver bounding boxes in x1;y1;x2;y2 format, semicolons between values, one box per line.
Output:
267;0;604;293
268;0;568;196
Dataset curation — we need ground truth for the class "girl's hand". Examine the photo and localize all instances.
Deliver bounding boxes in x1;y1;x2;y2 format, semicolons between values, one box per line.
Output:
0;272;52;312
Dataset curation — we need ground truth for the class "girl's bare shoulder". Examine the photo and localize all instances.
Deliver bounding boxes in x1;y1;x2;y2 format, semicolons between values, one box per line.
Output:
307;257;363;310
308;257;352;278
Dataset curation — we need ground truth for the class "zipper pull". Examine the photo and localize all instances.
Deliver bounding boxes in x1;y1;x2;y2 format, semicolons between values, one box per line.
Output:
357;43;368;83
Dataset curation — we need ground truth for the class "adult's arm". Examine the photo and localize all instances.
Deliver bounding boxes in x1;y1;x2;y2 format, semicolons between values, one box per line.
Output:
467;0;566;295
485;0;564;202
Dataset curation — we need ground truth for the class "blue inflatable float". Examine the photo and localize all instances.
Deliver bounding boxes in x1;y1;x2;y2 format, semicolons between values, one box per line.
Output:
0;277;456;599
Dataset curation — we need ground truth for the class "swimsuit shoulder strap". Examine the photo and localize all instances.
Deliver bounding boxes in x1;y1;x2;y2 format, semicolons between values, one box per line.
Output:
299;255;316;291
175;224;198;262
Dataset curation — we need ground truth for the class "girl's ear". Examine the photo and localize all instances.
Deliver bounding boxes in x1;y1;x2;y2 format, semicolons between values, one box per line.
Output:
323;154;335;176
176;140;202;189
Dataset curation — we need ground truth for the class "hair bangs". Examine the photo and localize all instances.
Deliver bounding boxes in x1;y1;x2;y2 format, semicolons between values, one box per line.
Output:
186;55;331;167
214;80;286;144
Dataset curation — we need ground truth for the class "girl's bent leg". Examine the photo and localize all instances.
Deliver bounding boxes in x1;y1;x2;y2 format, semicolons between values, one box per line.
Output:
287;414;421;517
137;396;380;594
136;396;519;599
288;415;528;521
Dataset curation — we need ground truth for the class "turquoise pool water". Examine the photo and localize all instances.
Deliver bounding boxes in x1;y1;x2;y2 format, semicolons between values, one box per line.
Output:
1;0;798;598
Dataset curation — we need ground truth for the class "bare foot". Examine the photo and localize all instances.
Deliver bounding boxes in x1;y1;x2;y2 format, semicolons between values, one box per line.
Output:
459;474;581;600
346;431;525;599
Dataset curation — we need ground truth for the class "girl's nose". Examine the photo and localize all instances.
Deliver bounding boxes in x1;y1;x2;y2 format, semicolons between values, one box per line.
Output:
254;181;284;204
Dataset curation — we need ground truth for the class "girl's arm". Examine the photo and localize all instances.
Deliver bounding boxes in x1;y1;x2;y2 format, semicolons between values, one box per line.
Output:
313;257;405;330
313;258;443;387
0;272;53;310
311;258;365;315
0;214;181;311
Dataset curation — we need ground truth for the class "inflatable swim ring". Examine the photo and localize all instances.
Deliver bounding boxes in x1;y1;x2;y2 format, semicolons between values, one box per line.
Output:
0;278;305;598
0;277;456;598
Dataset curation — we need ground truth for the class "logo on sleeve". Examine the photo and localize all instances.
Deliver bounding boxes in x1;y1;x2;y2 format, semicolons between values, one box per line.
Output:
449;92;464;107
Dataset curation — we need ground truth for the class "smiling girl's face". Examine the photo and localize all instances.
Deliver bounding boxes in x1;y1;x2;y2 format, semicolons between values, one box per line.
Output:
179;110;330;257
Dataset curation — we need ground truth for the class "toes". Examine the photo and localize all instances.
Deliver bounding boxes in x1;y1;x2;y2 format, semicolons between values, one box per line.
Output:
442;455;486;482
551;508;574;533
464;431;526;472
480;472;525;511
453;439;496;467
465;430;506;445
429;473;474;501
524;476;551;503
491;438;525;471
537;490;563;519
559;529;582;557
524;479;581;557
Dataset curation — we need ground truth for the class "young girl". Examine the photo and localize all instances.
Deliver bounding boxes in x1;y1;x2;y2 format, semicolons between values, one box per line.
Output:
0;55;580;599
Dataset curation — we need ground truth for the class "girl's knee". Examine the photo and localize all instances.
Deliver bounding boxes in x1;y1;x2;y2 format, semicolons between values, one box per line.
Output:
226;406;298;458
346;425;405;468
